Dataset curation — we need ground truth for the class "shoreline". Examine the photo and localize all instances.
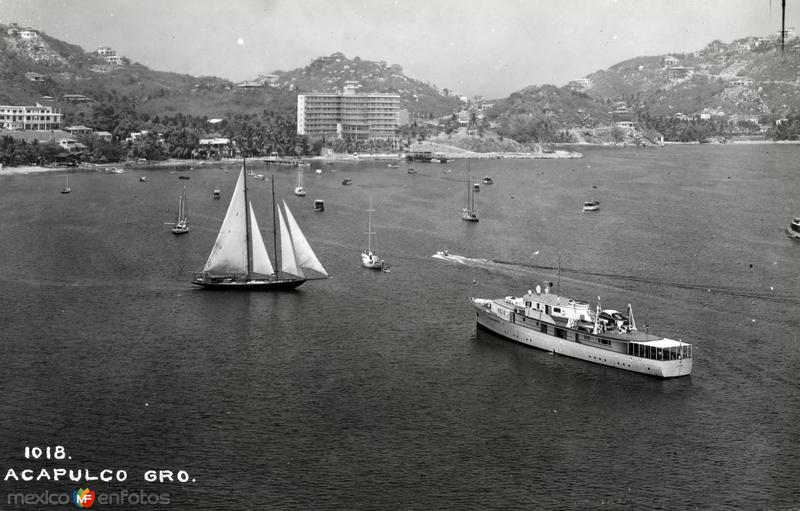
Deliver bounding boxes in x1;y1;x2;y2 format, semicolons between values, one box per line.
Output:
1;139;797;175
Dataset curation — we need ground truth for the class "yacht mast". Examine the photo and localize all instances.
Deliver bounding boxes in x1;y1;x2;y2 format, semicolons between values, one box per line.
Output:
243;157;253;280
272;175;279;276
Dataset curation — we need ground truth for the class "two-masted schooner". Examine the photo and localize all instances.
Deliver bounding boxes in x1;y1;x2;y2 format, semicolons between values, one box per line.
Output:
192;160;328;290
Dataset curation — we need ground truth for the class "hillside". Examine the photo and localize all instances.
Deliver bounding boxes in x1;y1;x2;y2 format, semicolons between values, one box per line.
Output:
264;52;461;118
582;36;800;121
0;24;460;124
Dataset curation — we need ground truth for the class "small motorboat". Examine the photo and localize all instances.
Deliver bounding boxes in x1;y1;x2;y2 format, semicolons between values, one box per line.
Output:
139;176;148;182
582;200;600;212
387;163;399;168
314;200;325;212
787;217;800;239
407;168;417;174
473;183;480;192
178;175;190;180
213;189;221;200
342;178;352;186
482;176;493;184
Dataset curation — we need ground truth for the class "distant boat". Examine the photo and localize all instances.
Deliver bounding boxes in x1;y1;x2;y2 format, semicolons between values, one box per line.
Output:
192;160;328;290
139;176;148;182
109;167;125;174
473;182;480;192
298;162;311;167
315;168;322;175
213;189;221;200
178;175;190;180
482;176;493;184
294;167;306;196
787;217;800;239
582;200;600;212
387;163;399;168
407;168;417;174
61;175;71;194
342;178;352;185
314;199;325;212
361;197;387;271
171;187;190;235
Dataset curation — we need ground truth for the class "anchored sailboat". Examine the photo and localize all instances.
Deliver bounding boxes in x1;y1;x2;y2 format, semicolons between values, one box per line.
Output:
60;175;71;194
294;167;306;196
171;187;189;234
462;176;479;222
361;196;386;270
192;160;328;290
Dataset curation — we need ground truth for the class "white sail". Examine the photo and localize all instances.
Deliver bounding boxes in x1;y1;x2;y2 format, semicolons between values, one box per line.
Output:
249;203;274;276
282;199;328;277
203;168;247;273
277;205;303;278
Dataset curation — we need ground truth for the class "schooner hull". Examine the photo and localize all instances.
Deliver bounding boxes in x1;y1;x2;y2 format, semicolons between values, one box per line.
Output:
192;276;306;290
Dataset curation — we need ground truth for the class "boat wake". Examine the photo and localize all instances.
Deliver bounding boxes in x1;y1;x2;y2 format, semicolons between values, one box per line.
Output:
432;251;491;266
432;253;798;305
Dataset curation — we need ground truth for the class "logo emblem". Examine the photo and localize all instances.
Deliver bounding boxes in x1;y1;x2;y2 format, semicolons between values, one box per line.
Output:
72;488;96;508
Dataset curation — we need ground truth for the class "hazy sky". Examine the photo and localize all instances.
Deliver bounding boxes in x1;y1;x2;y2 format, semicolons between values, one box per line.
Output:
1;0;797;98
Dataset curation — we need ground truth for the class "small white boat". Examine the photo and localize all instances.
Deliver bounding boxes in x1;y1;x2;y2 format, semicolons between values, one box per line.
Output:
314;200;325;212
109;167;125;174
361;197;387;271
171;187;190;235
482;176;493;184
139;176;148;182
787;217;800;239
294;167;306;196
213;189;221;200
387;163;399;168
582;200;600;212
473;182;480;192
61;175;71;194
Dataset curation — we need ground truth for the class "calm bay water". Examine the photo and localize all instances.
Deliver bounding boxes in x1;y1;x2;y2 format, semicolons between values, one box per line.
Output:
0;144;798;510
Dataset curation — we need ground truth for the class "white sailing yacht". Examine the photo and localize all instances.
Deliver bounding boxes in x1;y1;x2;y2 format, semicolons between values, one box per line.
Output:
60;175;71;194
361;196;386;270
462;176;479;222
192;160;328;290
294;166;306;196
171;187;189;234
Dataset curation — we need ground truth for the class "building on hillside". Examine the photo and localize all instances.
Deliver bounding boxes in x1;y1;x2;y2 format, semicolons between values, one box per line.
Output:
667;66;694;81
58;138;86;152
61;94;92;103
97;46;115;56
19;29;39;39
95;131;113;142
568;78;592;90
197;138;231;159
728;78;753;87
663;55;679;67
297;82;400;140
615;121;637;130
65;125;93;137
105;55;123;66
25;72;46;82
0;103;62;130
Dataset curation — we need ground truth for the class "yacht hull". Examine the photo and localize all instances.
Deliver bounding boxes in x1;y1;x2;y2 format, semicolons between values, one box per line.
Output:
472;300;692;378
